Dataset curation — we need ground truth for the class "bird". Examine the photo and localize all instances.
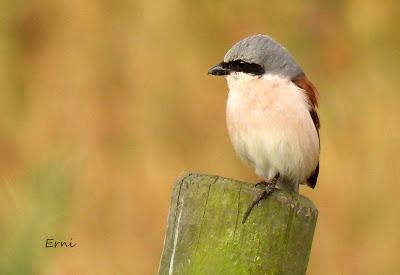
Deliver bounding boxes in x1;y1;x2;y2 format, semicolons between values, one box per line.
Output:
208;34;320;223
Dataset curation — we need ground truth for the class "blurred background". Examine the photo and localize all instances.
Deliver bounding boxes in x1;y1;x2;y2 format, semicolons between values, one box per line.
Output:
0;0;399;274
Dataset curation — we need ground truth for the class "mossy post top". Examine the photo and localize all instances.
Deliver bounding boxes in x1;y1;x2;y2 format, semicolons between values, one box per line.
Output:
159;173;318;275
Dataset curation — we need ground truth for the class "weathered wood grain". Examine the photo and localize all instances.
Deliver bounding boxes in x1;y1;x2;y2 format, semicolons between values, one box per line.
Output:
159;173;318;275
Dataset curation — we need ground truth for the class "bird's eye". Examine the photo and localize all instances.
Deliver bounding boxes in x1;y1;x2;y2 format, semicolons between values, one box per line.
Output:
226;60;264;75
230;60;246;71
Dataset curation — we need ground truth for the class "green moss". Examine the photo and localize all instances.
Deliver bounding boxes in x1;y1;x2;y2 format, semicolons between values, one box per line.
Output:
159;173;318;275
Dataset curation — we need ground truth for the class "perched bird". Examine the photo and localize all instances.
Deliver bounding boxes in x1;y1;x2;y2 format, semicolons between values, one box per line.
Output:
208;34;320;223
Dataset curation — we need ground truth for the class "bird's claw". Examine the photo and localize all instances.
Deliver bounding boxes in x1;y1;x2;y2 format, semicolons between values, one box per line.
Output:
255;181;268;189
242;175;279;224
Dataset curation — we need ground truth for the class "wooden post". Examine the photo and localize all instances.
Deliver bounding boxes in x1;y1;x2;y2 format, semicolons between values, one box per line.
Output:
159;173;318;275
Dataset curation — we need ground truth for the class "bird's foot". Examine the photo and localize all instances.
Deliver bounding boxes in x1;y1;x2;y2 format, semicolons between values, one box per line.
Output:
242;175;279;224
255;180;268;189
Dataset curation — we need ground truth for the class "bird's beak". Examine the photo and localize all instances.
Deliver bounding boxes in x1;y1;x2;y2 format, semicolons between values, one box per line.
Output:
208;62;230;76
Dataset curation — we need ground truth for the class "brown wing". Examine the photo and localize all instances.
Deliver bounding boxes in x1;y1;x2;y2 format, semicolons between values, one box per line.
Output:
292;73;319;107
292;74;320;188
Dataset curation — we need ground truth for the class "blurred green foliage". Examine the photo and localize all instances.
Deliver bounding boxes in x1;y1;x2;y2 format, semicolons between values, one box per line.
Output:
0;158;74;274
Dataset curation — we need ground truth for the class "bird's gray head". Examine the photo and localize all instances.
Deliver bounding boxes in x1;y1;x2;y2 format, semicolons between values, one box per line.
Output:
208;34;303;79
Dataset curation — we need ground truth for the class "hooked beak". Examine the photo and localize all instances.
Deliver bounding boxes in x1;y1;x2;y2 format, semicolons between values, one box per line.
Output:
208;62;230;76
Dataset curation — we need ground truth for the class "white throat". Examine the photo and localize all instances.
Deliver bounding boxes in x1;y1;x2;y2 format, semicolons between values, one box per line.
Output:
226;72;261;89
225;72;289;92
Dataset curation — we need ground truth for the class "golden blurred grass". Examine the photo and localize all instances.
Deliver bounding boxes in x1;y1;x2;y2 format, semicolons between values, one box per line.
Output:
0;0;400;274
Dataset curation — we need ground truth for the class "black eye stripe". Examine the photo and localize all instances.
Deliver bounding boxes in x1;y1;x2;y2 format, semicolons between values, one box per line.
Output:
223;59;265;75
